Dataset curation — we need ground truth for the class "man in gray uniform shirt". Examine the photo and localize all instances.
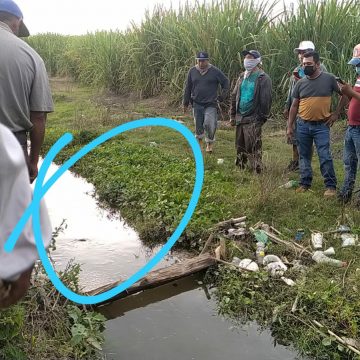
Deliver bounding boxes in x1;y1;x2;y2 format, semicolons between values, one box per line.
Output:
183;51;229;153
0;0;54;183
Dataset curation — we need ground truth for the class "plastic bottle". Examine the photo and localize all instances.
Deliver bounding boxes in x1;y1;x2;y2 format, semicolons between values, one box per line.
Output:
312;251;347;267
256;242;266;265
279;180;299;189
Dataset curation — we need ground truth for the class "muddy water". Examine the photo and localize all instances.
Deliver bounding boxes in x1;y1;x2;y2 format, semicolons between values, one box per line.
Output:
43;164;298;360
41;162;179;291
100;275;297;360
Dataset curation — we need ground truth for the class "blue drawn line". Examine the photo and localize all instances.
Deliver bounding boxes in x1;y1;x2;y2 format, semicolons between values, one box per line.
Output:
5;118;204;305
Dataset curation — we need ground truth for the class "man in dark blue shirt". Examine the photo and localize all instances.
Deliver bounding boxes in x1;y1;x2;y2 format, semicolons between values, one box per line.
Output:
183;51;229;153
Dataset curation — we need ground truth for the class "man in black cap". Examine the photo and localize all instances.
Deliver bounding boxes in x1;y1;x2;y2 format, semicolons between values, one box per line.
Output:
0;0;53;183
230;50;272;173
183;51;229;153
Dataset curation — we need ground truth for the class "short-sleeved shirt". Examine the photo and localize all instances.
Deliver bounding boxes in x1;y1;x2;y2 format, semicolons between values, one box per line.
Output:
348;77;360;126
0;22;54;132
0;124;51;281
292;72;341;121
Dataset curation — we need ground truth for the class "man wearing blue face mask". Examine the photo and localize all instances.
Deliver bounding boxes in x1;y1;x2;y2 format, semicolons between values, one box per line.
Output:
230;50;272;174
337;44;360;204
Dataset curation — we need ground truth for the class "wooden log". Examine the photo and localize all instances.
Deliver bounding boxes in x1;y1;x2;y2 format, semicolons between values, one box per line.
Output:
86;254;216;306
214;216;247;229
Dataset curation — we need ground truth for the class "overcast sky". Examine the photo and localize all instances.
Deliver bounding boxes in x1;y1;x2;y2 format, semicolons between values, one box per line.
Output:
16;0;294;36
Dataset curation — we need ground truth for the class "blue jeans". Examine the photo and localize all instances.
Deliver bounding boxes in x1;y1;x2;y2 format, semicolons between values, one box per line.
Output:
296;119;337;189
193;103;218;143
340;126;360;195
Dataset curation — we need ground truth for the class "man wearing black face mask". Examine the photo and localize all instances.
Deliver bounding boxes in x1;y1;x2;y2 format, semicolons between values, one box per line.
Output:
287;51;345;197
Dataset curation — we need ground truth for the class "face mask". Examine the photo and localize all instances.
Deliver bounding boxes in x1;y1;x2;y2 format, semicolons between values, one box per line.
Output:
304;65;316;76
356;67;360;75
244;58;260;71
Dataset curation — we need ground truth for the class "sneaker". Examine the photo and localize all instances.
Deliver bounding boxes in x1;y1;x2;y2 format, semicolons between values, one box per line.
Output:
206;143;213;153
296;186;309;193
286;160;299;172
324;188;337;197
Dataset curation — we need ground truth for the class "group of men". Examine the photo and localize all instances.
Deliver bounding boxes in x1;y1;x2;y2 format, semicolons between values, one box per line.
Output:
183;42;360;201
1;0;360;310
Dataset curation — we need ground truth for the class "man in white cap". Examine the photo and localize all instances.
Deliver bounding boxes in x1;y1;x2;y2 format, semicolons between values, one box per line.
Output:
337;44;360;204
0;124;52;309
284;41;327;172
0;0;53;183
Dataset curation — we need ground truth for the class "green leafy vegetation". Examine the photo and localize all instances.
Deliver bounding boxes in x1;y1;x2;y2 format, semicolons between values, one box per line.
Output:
0;229;106;360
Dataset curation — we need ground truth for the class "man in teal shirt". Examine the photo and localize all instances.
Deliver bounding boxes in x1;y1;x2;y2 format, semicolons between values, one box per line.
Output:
230;50;272;174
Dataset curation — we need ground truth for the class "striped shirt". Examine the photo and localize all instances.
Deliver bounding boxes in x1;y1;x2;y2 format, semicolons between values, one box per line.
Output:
292;72;341;121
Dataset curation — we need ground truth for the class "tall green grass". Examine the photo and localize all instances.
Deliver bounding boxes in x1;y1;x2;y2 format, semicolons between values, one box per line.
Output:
27;0;360;109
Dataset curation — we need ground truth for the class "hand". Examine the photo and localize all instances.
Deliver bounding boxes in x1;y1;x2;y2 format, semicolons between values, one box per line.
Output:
286;127;294;142
325;113;339;127
339;83;353;97
29;161;38;184
283;108;289;120
0;268;33;309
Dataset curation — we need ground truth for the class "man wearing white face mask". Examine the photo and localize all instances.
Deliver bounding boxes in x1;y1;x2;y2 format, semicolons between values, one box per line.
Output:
230;50;272;173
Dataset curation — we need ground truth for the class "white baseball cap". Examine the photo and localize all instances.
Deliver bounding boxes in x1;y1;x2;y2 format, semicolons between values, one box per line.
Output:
294;41;315;54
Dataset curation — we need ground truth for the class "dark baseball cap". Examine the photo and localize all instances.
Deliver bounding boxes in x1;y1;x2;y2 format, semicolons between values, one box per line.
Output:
241;50;261;59
196;51;209;60
0;0;30;37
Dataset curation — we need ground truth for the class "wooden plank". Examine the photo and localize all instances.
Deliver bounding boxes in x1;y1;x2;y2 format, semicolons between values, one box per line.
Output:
86;254;216;306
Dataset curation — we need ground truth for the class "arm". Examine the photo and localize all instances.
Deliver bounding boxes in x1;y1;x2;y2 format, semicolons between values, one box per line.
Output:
217;70;230;102
183;70;192;109
229;78;240;125
284;76;295;118
326;79;349;126
340;83;360;101
0;267;33;309
258;75;273;123
287;98;300;141
29;111;47;183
